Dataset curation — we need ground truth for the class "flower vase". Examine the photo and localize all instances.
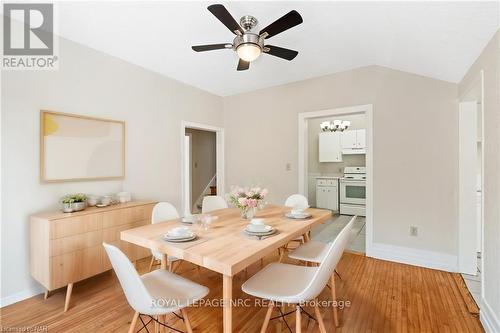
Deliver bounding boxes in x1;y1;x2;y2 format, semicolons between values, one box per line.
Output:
242;207;256;220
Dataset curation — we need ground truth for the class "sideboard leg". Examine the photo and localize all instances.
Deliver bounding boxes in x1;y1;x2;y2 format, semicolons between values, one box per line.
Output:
64;283;73;312
44;290;49;300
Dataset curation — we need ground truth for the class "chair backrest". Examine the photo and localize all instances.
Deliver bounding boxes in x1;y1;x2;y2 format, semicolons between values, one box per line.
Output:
152;202;179;224
202;196;228;213
297;216;357;301
103;243;152;313
284;194;309;208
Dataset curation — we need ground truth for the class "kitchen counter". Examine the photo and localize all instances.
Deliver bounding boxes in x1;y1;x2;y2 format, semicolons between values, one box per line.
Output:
315;176;341;179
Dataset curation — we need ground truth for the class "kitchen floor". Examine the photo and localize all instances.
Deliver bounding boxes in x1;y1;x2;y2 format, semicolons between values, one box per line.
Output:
311;213;366;253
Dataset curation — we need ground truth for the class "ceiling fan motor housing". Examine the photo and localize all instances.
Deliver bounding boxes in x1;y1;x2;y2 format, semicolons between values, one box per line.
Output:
240;15;258;31
233;33;264;51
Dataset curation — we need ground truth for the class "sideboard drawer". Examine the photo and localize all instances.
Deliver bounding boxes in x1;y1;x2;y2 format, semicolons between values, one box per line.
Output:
102;208;133;228
50;245;103;289
50;214;102;239
50;230;102;257
131;204;154;222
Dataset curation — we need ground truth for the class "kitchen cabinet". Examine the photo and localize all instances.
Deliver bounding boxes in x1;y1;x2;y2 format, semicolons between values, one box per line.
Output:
319;132;342;162
316;178;339;211
342;129;366;154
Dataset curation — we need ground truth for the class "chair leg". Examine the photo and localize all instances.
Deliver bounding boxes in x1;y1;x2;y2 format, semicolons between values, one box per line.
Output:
181;308;193;333
148;256;156;272
154;315;160;333
295;305;302;333
330;274;339;327
260;302;274;333
313;301;327;333
196;265;202;278
64;283;73;312
128;312;139;333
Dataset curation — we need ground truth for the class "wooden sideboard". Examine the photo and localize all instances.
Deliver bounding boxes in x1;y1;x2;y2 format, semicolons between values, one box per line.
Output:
30;201;156;311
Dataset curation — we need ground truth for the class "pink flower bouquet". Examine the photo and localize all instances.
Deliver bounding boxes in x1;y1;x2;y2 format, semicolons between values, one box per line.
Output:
228;186;268;219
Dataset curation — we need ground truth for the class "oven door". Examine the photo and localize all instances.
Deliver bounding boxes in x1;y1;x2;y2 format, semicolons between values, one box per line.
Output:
340;180;366;205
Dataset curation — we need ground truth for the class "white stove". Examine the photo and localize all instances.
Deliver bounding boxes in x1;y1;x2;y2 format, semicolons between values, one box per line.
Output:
340;167;366;216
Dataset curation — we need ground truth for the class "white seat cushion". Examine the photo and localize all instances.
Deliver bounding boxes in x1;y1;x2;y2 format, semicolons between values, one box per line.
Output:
241;263;318;304
288;241;330;263
141;269;209;315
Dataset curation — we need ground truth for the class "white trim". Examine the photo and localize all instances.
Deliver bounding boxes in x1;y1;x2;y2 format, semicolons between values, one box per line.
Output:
0;286;44;308
370;242;458;272
298;104;373;254
480;297;500;333
181;121;224;216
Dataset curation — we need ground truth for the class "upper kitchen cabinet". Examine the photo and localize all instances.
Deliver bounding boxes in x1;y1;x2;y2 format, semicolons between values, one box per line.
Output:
319;132;342;162
342;129;366;154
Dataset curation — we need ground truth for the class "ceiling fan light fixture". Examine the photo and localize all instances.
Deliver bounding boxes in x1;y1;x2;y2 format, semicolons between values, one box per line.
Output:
236;43;261;62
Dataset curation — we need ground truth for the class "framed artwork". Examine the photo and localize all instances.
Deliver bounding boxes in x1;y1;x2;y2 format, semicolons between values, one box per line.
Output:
40;110;125;182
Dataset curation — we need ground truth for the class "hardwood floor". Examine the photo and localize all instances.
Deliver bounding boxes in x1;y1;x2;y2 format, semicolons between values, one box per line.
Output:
0;252;483;332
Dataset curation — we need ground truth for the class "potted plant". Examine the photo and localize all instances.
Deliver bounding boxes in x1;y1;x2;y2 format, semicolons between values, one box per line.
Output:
60;193;88;213
228;186;268;219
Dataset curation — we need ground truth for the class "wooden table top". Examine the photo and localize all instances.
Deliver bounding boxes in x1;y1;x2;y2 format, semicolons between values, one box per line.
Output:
121;205;331;276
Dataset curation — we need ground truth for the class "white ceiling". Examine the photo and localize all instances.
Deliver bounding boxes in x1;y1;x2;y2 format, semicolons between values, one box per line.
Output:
57;1;499;96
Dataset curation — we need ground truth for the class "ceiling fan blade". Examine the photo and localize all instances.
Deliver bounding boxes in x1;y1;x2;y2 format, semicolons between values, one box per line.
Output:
208;4;244;35
259;10;303;39
237;59;250;71
192;44;231;52
264;45;298;61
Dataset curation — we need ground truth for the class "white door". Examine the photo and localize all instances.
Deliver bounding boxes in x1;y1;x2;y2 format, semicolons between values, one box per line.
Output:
319;132;342;162
356;129;366;148
341;130;357;149
458;101;478;275
316;187;327;208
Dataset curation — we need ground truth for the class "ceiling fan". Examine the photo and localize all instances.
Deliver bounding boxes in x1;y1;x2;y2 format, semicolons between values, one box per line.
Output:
191;4;303;71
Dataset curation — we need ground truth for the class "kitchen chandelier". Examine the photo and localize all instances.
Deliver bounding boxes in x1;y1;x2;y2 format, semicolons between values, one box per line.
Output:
320;120;351;132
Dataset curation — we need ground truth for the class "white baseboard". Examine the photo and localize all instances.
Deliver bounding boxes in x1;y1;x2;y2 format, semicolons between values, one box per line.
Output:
481;297;500;333
0;286;44;308
367;242;458;272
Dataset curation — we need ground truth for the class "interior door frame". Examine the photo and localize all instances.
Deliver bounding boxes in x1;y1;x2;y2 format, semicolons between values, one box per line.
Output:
458;69;485;278
298;104;373;255
180;121;224;216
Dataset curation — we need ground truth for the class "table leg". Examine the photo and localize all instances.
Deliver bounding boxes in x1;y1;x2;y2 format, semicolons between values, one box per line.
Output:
160;254;168;270
223;275;233;333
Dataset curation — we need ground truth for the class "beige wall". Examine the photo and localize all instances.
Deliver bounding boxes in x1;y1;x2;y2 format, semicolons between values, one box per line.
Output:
185;128;216;209
307;114;366;203
224;66;458;256
459;30;500;326
1;37;223;300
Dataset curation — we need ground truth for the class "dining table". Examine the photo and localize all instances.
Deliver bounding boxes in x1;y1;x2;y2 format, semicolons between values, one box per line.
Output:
120;204;332;333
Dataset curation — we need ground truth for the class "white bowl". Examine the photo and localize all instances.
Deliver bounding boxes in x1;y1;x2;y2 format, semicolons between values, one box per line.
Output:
250;218;265;226
246;224;271;233
167;227;192;238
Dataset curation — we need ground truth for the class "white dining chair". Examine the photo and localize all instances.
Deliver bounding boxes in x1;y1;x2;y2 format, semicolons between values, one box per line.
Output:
280;194;310;260
201;195;228;213
241;216;356;332
149;202;181;272
103;243;209;333
284;194;309;209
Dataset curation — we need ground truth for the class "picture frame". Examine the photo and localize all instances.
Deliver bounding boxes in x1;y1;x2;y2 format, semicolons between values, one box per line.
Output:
40;110;126;182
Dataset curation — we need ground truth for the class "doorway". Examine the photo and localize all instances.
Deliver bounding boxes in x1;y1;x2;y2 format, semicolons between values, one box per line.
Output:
298;104;373;255
181;121;224;216
458;70;484;308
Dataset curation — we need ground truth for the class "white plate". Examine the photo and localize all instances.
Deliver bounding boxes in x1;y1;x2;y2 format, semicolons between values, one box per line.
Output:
163;234;197;243
164;228;195;240
244;227;275;235
244;229;277;237
246;224;272;233
285;212;312;219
